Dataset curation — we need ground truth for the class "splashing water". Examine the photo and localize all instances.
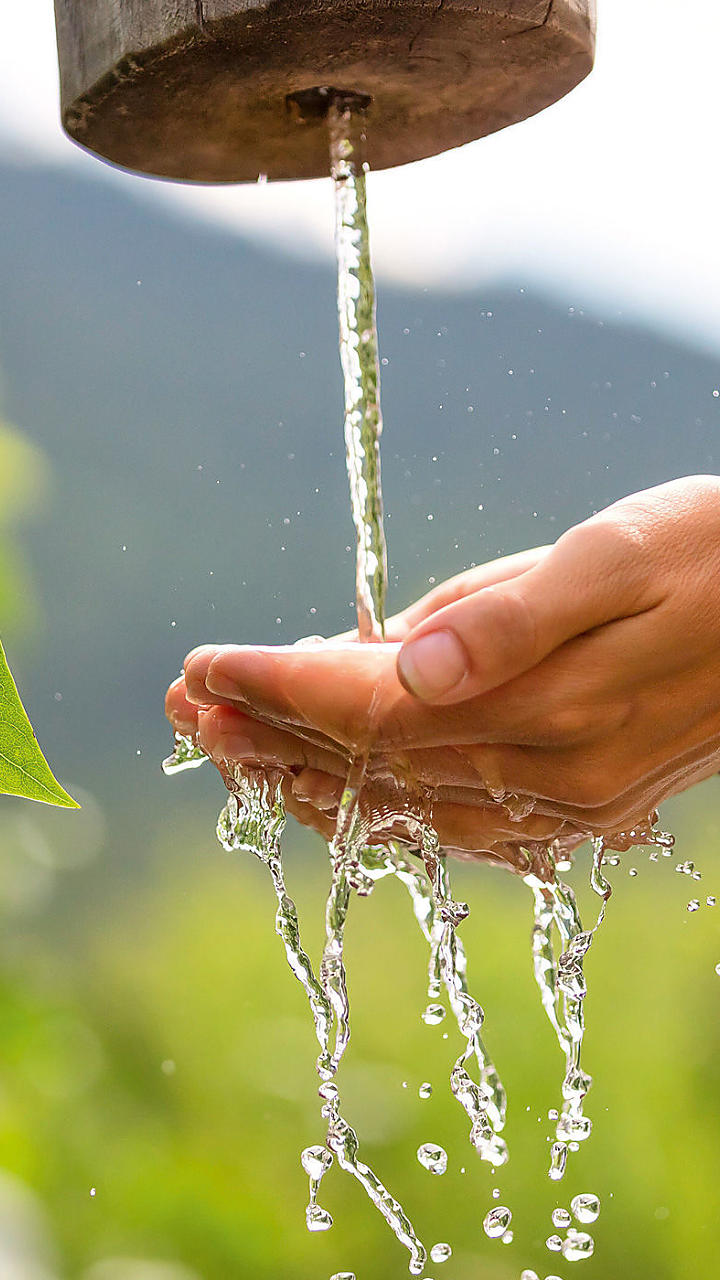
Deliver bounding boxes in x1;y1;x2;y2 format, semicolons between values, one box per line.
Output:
215;767;428;1273
572;1192;601;1224
417;1143;448;1176
483;1205;512;1239
430;1241;452;1263
161;732;207;775
391;828;508;1168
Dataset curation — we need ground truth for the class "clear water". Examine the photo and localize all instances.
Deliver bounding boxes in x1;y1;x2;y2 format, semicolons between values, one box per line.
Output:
161;97;682;1276
329;99;387;642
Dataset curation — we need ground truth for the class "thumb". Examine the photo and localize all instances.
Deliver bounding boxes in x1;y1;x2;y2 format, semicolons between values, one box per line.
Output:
396;520;659;705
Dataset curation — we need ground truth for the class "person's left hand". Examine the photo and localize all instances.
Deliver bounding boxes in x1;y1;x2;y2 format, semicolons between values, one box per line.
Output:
166;545;590;870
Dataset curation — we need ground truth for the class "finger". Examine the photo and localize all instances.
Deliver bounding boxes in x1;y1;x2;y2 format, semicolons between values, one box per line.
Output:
185;645;252;709
292;768;344;810
197;704;347;776
384;546;550;640
165;676;201;736
192;637;616;753
291;764;572;847
282;782;338;842
396;508;666;705
282;780;574;870
199;642;405;752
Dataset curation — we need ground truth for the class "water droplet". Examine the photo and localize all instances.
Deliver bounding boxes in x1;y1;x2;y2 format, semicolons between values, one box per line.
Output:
430;1242;452;1263
687;899;700;913
330;1274;356;1279
546;1235;563;1252
306;1204;333;1232
548;1141;568;1180
562;1228;594;1260
552;1207;572;1229
419;1082;433;1099
483;1206;512;1239
502;1230;514;1244
715;963;720;976
521;1272;540;1280
629;868;638;877
89;1187;96;1198
707;896;716;906
422;1003;447;1025
492;1187;501;1199
571;1192;600;1224
301;1145;333;1180
417;1143;448;1175
556;1112;592;1142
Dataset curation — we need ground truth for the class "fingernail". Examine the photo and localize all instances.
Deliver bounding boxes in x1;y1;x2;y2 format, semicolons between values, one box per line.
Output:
205;670;240;697
397;629;469;700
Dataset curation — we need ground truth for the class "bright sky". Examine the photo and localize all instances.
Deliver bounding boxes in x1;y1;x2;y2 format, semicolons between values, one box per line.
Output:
2;0;720;349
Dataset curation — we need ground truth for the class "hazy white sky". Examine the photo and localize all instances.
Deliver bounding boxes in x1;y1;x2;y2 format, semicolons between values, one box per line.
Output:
2;0;720;348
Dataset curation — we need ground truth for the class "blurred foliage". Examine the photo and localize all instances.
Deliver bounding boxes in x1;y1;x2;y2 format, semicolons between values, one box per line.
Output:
0;416;76;808
0;416;49;633
0;781;718;1279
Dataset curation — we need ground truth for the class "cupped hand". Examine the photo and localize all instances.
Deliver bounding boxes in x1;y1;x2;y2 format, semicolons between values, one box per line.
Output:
166;545;579;868
167;476;720;857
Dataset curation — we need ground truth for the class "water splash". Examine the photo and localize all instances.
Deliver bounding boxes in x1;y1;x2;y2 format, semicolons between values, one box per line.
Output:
215;766;427;1273
162;732;208;774
385;835;508;1166
571;1192;600;1224
417;1143;448;1175
430;1242;452;1263
525;836;614;1182
562;1228;595;1260
483;1205;512;1238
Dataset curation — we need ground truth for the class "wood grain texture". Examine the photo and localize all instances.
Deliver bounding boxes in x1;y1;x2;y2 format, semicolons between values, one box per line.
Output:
54;0;596;182
54;0;200;103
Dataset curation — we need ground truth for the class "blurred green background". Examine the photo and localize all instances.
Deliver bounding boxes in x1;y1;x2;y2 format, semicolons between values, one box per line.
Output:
0;158;719;1279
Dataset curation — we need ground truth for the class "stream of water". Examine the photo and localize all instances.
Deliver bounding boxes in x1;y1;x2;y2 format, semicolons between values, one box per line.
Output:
163;98;680;1275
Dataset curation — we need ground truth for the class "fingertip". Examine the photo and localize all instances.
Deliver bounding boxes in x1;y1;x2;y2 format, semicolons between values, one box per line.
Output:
292;768;343;812
397;629;470;704
184;643;224;672
165;676;199;734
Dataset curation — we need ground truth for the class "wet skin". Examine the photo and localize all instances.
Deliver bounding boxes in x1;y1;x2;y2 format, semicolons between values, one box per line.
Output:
166;477;720;866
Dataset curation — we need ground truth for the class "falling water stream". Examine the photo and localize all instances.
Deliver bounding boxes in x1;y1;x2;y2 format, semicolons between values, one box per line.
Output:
163;96;680;1275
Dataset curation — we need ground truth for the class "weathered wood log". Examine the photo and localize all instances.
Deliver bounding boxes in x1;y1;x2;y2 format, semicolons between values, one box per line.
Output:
53;0;595;183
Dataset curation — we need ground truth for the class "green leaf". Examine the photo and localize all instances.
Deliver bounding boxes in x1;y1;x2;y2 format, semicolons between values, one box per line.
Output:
0;640;79;809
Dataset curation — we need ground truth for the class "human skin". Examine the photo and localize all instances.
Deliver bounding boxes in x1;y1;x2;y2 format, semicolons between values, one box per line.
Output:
166;475;720;864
